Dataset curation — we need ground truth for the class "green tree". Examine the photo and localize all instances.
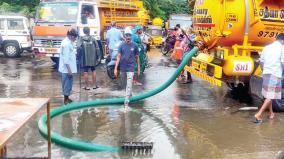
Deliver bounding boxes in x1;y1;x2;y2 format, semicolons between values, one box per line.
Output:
143;0;193;19
0;0;40;17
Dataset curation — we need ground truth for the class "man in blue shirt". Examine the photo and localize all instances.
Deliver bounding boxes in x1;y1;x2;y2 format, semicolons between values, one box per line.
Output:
106;21;124;55
114;32;140;111
59;28;78;105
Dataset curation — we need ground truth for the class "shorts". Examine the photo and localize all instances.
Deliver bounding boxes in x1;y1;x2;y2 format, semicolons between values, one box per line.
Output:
262;74;282;99
84;66;96;72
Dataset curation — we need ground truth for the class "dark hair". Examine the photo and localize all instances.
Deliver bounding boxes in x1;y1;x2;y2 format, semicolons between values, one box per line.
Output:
83;27;90;35
67;28;78;37
111;21;116;27
276;33;284;41
176;24;181;28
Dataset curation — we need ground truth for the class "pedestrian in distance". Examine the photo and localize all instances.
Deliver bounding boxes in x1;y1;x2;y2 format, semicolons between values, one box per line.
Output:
132;25;145;86
114;32;140;111
58;28;78;105
106;21;124;55
77;27;101;91
254;33;284;123
172;34;187;82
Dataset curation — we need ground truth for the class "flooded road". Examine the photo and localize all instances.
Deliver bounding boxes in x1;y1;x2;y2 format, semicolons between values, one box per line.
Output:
2;50;284;159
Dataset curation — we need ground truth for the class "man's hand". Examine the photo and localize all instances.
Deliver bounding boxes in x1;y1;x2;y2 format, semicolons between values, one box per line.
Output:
114;68;118;78
137;66;141;77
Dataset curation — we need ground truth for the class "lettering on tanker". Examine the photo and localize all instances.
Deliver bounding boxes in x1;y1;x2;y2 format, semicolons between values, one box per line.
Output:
226;13;238;23
258;6;284;21
233;62;252;73
195;0;204;6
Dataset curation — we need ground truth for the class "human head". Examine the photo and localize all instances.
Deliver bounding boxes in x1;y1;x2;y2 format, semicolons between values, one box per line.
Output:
176;24;181;28
133;25;143;35
83;27;90;35
178;34;184;41
111;21;117;27
276;33;284;45
125;33;132;43
67;28;78;42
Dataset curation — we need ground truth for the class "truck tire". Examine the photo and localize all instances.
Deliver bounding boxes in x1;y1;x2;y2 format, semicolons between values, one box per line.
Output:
3;42;20;57
229;82;252;103
106;65;116;79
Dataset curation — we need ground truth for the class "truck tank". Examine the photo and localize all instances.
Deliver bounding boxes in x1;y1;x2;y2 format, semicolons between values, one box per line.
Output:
185;0;284;106
193;0;284;48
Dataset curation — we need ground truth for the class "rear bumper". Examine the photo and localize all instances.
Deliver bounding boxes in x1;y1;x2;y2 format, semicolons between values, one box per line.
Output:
33;47;60;57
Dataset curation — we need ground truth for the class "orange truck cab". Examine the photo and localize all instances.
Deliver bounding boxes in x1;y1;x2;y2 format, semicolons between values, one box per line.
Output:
32;0;149;65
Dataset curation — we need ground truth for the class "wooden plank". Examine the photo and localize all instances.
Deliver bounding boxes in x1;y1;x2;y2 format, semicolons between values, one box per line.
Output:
0;98;49;149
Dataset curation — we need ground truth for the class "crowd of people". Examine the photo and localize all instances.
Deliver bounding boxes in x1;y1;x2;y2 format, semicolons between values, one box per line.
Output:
58;22;148;111
57;20;284;122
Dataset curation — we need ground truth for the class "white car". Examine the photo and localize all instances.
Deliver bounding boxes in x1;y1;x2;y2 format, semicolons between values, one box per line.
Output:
0;15;32;57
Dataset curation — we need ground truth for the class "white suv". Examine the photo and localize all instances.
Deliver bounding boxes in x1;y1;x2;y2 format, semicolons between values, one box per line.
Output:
0;15;32;57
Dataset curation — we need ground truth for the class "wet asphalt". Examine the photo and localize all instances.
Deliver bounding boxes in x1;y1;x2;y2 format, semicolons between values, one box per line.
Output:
2;50;284;159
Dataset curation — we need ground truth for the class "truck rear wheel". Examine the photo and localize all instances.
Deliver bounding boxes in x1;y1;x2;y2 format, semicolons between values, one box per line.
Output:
229;82;252;103
3;42;20;57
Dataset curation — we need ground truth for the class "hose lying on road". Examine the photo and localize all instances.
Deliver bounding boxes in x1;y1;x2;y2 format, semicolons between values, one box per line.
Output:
38;47;199;152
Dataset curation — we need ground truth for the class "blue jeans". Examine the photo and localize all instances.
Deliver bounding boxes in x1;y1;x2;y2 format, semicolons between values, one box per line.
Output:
61;73;73;96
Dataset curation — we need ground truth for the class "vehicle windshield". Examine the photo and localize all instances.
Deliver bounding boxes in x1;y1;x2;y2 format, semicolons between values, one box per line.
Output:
37;2;78;23
147;29;162;36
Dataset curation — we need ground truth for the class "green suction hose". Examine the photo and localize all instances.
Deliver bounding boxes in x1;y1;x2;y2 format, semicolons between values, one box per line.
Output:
38;47;199;152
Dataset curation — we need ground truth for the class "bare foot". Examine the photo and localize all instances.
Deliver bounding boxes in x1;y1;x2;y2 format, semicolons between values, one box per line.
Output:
254;114;261;120
269;113;275;119
124;104;129;113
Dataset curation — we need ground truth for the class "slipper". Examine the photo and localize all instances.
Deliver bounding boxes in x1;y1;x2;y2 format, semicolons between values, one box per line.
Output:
253;117;263;124
93;86;99;90
83;87;91;90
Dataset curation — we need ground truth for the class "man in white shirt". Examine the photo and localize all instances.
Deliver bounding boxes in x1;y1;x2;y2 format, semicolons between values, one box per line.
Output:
254;33;284;123
59;29;78;105
106;21;124;55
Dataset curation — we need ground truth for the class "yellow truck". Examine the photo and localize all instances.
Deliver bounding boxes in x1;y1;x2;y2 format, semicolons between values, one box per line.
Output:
186;0;284;104
32;0;149;65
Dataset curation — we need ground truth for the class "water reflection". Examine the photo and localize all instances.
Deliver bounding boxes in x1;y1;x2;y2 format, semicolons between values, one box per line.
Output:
0;59;32;97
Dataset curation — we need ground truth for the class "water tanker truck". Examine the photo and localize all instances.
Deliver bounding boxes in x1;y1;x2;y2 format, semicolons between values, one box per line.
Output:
185;0;284;110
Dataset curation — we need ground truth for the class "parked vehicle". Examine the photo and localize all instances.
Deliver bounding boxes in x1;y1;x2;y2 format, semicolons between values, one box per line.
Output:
0;15;32;57
161;34;176;55
106;44;120;79
32;0;149;67
168;14;192;29
147;25;163;47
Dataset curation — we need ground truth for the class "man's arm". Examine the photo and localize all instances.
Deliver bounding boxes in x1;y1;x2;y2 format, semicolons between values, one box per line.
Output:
135;46;140;76
114;53;121;78
136;55;140;76
280;48;284;70
259;50;264;71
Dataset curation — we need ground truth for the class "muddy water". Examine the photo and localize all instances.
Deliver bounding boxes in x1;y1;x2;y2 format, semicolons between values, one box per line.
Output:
1;52;284;159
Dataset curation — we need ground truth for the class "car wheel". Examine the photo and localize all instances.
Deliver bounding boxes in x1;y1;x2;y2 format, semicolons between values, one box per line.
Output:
3;42;20;57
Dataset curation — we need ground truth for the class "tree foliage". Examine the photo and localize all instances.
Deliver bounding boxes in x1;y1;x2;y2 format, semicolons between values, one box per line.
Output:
0;0;40;17
0;0;194;19
143;0;194;19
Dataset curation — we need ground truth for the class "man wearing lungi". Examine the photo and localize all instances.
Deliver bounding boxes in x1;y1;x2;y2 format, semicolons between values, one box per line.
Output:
254;33;284;123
